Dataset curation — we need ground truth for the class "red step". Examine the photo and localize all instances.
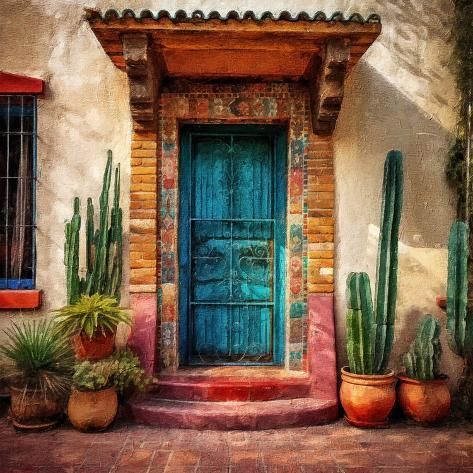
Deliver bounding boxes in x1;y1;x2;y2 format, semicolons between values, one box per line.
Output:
127;397;338;430
153;374;312;401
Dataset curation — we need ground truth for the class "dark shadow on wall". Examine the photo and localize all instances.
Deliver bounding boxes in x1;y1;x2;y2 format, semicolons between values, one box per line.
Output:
371;0;454;105
335;59;456;250
334;58;457;374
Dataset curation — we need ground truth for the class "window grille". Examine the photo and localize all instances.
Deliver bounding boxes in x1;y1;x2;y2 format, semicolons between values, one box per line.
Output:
0;95;36;289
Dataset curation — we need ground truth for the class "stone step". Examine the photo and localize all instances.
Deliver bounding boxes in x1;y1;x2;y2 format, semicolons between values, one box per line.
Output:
153;375;312;401
127;397;338;430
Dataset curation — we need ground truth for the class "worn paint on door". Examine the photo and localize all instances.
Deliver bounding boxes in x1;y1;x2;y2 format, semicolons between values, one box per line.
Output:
179;125;286;365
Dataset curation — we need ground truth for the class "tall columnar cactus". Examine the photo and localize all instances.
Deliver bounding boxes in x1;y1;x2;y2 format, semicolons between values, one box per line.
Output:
346;150;403;374
85;152;112;296
346;272;374;374
373;150;404;372
107;164;123;300
446;221;473;358
64;197;81;305
64;151;123;304
402;315;442;381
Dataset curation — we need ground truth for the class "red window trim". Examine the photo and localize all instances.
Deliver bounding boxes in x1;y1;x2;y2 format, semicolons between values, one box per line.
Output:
1;72;43;308
0;72;44;94
0;290;42;310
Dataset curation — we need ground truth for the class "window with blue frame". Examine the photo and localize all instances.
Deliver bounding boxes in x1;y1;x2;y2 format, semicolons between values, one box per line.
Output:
0;95;36;289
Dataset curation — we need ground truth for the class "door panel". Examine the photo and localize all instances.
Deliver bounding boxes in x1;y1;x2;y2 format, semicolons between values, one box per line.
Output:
179;126;286;365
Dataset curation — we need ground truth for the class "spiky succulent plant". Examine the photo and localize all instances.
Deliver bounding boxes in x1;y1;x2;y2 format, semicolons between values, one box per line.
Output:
1;320;74;397
52;294;131;339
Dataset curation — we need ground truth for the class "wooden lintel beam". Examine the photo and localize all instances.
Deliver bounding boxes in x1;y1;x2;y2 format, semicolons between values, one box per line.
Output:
122;33;163;123
90;18;381;38
310;38;351;136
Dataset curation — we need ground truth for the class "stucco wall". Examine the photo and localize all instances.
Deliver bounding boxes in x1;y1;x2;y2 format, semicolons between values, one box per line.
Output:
0;0;131;328
0;1;461;383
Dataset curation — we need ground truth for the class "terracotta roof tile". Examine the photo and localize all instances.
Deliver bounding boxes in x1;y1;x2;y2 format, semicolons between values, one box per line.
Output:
85;9;381;24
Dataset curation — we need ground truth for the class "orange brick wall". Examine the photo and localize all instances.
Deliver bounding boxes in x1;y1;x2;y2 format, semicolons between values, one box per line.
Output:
307;138;335;294
129;126;159;294
127;82;335;371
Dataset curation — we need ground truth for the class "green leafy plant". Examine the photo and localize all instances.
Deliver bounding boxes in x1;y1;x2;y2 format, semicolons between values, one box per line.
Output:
446;1;473;220
73;349;149;395
402;315;442;381
110;349;149;395
52;294;131;339
346;150;404;375
72;360;115;392
0;320;74;397
65;150;123;304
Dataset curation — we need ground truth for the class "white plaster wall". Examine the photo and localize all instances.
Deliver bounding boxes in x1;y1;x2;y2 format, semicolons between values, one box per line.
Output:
0;0;131;332
0;1;462;383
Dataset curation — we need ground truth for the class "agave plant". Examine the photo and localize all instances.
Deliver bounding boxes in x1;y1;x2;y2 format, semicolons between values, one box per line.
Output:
52;294;131;339
1;320;74;398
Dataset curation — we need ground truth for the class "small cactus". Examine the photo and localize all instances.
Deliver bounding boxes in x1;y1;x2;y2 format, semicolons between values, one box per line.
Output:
402;315;441;381
346;150;403;375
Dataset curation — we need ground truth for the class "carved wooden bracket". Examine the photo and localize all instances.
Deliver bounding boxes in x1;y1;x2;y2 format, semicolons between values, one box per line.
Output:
121;33;163;123
310;38;351;135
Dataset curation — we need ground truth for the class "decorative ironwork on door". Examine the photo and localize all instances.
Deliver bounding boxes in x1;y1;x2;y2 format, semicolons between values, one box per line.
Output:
179;126;286;365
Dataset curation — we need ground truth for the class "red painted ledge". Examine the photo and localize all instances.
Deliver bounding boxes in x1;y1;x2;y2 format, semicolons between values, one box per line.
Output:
0;290;42;309
0;72;44;94
436;295;446;310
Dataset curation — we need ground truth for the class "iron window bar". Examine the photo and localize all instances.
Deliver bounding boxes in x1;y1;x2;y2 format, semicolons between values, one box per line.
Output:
0;95;37;289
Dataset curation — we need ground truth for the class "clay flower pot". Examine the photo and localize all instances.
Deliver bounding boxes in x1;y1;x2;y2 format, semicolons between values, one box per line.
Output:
67;387;118;431
9;386;66;430
340;366;397;428
72;331;115;360
398;374;451;424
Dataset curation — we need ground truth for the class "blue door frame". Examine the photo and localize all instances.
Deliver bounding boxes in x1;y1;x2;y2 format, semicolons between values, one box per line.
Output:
178;124;287;366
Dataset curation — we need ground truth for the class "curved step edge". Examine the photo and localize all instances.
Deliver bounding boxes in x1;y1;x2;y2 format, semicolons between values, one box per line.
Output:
126;397;339;430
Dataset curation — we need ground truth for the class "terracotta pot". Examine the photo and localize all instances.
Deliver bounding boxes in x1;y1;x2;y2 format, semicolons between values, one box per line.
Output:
72;331;115;360
398;374;451;424
67;387;118;431
9;385;66;430
340;367;397;428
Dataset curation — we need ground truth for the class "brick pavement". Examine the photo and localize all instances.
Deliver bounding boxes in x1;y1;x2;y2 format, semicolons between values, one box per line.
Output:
1;399;473;473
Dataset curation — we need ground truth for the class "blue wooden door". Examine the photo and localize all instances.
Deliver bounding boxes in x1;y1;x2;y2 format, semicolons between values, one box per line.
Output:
179;126;286;365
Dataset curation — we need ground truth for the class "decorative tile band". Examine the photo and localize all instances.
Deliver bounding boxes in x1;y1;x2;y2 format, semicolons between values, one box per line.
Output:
127;81;336;371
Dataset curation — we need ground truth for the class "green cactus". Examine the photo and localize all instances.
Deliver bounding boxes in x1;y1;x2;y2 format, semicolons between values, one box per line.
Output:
446;220;473;358
346;150;403;375
402;315;441;381
86;151;113;296
65;197;81;305
64;151;122;304
346;272;375;374
106;164;123;301
86;198;95;277
373;149;404;373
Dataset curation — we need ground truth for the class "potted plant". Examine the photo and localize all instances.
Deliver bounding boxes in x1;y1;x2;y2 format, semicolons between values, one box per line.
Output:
340;150;403;428
109;348;150;400
53;294;131;360
398;315;450;424
0;320;74;430
67;348;148;431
